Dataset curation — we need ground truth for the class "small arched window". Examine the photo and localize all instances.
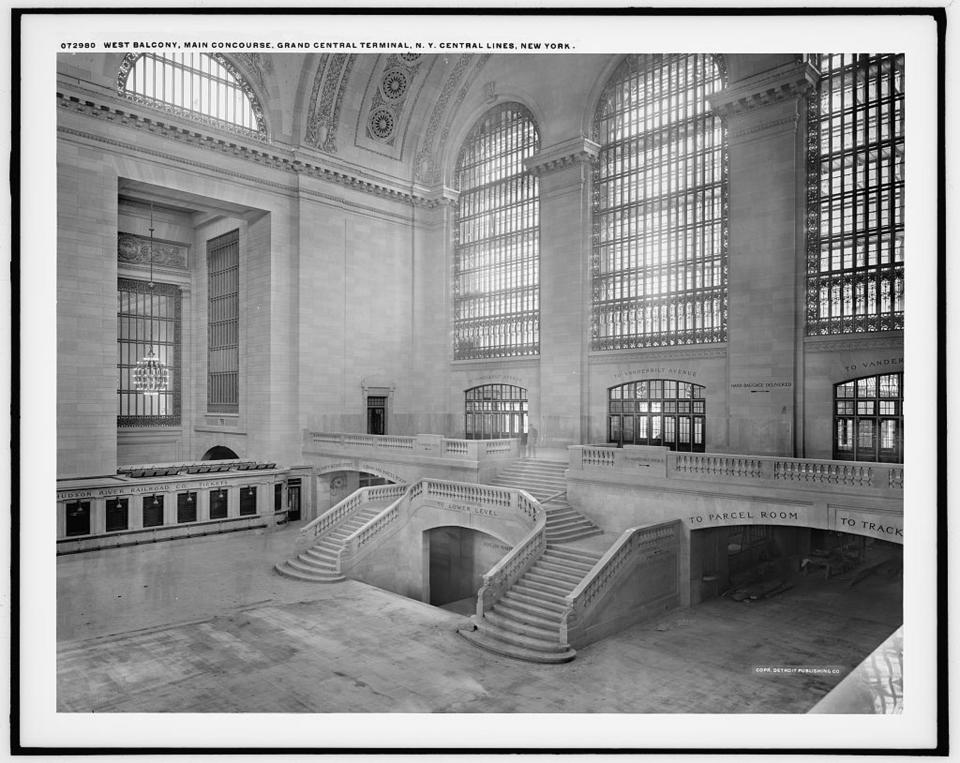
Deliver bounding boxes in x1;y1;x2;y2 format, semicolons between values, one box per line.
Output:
592;54;728;350
608;379;706;452
453;103;540;360
834;372;902;462
118;52;266;138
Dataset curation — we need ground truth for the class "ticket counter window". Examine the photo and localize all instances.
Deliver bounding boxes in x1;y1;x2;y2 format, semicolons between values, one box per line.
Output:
177;492;197;523
65;501;91;537
239;486;258;516
105;498;129;532
209;489;228;519
142;495;164;528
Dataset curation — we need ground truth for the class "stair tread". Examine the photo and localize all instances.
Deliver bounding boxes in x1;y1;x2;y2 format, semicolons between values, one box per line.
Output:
475;620;566;652
457;627;575;664
502;591;567;612
484;611;561;641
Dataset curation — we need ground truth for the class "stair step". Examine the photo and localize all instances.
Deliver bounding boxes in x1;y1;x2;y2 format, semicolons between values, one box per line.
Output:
513;582;569;605
484;611;561;642
523;572;578;593
457;625;576;664
547;528;604;543
274;563;344;583
502;590;567;614
494;600;564;629
303;548;338;563
535;558;594;577
288;557;333;575
474;619;566;653
543;547;603;564
527;566;582;586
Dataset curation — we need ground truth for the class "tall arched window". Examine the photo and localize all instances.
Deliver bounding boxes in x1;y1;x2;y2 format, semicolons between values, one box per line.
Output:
592;54;728;350
807;54;904;335
118;52;266;138
453;103;540;360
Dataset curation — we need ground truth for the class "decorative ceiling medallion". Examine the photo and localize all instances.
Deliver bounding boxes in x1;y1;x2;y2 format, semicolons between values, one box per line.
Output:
380;68;410;101
369;107;396;140
399;53;422;63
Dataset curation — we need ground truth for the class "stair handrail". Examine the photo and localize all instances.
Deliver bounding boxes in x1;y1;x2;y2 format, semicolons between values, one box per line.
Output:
558;520;682;648
297;483;407;547
474;488;547;618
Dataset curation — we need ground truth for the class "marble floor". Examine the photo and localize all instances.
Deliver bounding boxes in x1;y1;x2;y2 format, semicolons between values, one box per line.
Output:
57;523;902;714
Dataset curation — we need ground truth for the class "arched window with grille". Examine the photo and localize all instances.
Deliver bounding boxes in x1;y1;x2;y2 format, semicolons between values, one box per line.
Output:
834;372;902;462
118;52;266;138
806;54;904;334
608;379;705;452
453;103;540;360
591;54;728;350
464;384;528;440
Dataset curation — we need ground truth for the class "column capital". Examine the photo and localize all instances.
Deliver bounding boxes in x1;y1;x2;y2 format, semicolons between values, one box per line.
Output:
524;136;600;177
708;60;819;120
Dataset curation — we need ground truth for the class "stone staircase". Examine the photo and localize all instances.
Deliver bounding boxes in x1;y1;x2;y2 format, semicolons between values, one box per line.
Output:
274;503;389;582
489;458;602;543
458;545;603;663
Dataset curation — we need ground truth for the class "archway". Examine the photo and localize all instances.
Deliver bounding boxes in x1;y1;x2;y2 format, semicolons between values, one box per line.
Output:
201;445;239;461
425;526;511;613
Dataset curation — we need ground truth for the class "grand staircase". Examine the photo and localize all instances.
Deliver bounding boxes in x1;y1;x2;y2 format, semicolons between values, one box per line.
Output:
458;545;603;663
274;503;390;582
489;459;602;543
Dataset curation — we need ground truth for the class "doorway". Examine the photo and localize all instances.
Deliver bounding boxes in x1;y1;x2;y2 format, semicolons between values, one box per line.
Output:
287;479;301;521
426;526;510;611
367;396;386;435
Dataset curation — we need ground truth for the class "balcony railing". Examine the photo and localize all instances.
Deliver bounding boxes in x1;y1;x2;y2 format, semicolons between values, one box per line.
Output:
571;445;903;496
304;431;521;461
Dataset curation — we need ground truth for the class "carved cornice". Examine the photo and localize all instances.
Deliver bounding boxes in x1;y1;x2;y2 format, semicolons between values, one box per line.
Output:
57;92;445;209
524;136;600;177
589;344;728;363
708;61;818;119
804;332;904;354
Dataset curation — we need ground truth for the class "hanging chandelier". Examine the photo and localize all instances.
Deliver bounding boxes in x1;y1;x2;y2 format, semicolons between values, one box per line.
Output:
133;202;169;396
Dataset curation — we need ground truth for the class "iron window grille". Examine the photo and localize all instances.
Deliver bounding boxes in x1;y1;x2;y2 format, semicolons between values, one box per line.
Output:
454;103;541;360
806;54;904;335
117;278;181;427
117;52;266;139
207;230;240;413
592;54;728;350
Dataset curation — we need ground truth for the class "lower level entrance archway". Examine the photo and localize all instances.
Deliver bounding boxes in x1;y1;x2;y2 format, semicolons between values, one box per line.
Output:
425;526;511;610
201;445;239;460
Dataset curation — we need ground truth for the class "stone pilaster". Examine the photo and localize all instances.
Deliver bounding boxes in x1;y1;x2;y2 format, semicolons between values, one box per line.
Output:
524;137;599;449
709;61;817;456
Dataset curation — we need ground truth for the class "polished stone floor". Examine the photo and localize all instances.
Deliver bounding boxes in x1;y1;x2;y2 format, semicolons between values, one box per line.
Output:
57;523;902;713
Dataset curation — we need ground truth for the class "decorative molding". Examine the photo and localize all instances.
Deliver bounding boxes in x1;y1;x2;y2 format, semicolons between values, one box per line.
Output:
305;53;354;153
118;232;188;269
363;54;424;146
524;136;599;176
414;54;491;185
707;60;818;119
116;52;268;139
589;345;728;363
804;333;904;354
57;93;445;209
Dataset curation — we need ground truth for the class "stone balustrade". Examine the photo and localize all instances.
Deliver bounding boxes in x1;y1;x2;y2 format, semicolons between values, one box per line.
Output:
57;464;290;554
560;520;683;649
305;431;520;460
572;445;903;496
